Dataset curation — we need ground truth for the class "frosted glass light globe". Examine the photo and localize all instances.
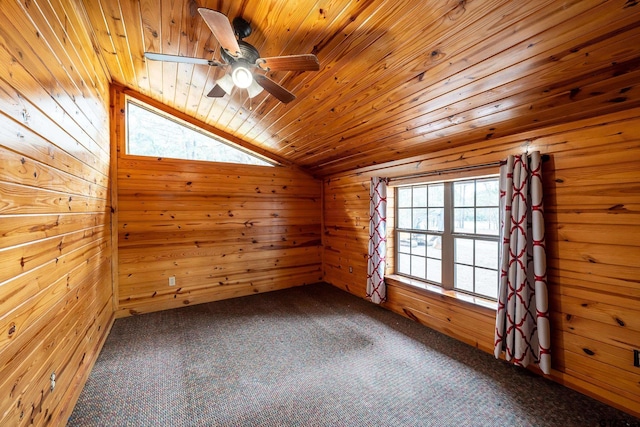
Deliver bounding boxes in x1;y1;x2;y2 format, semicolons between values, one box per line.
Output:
232;67;253;89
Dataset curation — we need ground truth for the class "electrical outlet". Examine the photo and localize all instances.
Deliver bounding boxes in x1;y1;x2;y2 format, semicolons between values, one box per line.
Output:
634;349;640;368
168;276;176;286
349;266;353;273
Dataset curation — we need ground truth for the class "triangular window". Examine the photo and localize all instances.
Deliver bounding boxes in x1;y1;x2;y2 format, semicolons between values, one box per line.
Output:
126;100;274;167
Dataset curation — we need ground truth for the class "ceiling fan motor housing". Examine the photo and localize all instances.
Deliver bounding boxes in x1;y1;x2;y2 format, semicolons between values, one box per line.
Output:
221;40;260;68
232;17;252;40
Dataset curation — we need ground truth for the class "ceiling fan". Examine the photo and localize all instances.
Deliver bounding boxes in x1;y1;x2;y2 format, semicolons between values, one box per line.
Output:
144;8;320;104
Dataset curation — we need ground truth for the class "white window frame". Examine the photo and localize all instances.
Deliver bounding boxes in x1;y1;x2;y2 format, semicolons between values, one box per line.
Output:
395;175;500;300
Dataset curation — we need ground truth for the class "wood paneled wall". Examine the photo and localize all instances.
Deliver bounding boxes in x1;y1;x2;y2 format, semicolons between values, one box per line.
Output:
0;1;113;425
112;87;322;317
323;107;640;417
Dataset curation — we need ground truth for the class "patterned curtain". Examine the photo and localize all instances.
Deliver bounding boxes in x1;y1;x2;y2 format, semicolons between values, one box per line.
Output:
367;177;387;304
494;151;551;374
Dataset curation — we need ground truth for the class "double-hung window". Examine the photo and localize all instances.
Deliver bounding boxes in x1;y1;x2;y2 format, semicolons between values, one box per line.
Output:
395;177;500;300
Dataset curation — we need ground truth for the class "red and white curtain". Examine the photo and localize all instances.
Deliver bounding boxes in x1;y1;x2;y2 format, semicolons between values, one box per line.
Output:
367;177;387;304
494;151;551;374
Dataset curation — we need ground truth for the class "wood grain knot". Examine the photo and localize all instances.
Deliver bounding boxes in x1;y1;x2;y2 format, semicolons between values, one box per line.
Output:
403;308;419;322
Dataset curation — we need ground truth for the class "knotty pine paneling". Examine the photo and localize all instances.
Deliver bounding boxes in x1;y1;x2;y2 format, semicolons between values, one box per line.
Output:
0;1;113;426
80;0;640;176
323;107;640;418
112;87;322;317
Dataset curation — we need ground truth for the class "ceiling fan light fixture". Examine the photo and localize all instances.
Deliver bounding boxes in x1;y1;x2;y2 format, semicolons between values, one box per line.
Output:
216;74;235;96
246;80;264;99
232;66;253;89
147;9;320;103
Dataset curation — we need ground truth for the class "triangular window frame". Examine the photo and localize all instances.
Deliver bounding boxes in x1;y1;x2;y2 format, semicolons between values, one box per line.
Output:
125;98;276;167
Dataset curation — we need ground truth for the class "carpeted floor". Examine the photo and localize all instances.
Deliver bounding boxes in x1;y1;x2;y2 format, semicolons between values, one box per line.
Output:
69;283;639;427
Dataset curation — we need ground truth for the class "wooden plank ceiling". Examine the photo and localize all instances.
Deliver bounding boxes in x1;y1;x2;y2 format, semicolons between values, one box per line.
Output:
81;0;640;177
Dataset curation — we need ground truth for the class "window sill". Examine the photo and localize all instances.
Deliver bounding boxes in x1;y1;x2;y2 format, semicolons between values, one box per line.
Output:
385;274;497;313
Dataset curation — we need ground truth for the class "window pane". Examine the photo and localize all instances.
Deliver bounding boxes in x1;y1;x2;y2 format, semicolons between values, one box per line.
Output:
475;240;498;269
398;253;411;275
427;259;441;283
413;208;428;230
412;186;427;207
411;234;426;255
475;268;498;299
454;208;475;233
454;264;474;292
476;208;499;235
396;178;500;301
398;209;412;229
127;102;272;166
476;179;499;206
429;184;444;207
428;208;444;231
398;232;411;253
454;238;474;265
398;188;412;208
411;255;426;279
454;181;475;207
427;235;442;259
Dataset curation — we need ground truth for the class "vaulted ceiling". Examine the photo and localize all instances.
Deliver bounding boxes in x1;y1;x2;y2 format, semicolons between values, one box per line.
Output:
81;0;640;177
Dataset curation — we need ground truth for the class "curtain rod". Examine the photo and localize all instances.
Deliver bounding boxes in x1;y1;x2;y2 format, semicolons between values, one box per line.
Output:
387;160;503;183
387;154;549;183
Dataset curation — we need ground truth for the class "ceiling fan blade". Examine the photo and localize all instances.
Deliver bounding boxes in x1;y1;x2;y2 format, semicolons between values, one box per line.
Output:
256;54;320;72
144;52;220;66
254;74;296;104
198;8;241;57
207;84;227;98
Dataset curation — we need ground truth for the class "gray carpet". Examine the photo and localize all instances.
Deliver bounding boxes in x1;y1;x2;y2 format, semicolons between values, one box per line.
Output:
68;283;639;426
